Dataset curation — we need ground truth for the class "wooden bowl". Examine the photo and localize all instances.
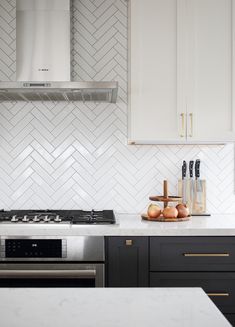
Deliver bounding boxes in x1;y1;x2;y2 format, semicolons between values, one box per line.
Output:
141;213;190;222
149;196;182;202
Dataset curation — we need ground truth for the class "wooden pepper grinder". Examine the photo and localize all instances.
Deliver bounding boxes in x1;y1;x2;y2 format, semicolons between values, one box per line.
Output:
163;180;168;208
149;180;182;207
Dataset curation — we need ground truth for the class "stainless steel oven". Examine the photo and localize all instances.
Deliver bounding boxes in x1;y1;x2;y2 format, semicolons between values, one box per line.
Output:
0;236;105;287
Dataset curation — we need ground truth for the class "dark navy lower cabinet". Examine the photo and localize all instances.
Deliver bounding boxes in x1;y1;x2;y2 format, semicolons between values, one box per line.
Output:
106;237;148;287
149;236;235;326
106;236;235;325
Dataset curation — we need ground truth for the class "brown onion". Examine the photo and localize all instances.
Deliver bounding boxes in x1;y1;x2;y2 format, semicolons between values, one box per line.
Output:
147;204;161;218
176;204;189;218
163;206;178;218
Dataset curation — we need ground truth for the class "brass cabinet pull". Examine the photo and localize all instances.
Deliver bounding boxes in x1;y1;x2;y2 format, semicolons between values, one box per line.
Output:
189;113;193;137
125;240;133;246
183;253;230;257
207;293;229;297
180;113;185;137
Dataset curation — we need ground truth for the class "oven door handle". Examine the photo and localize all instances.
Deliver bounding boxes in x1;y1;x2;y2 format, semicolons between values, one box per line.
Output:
0;269;96;279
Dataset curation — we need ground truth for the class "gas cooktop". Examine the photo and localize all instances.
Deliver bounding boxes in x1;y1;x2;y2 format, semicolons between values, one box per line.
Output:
0;210;116;225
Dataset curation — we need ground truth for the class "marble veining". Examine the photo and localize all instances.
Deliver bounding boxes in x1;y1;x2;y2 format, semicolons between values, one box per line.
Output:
0;288;230;327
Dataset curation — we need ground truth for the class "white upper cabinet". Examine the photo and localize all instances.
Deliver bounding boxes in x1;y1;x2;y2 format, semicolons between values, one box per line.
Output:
129;0;235;144
186;0;235;143
129;0;182;144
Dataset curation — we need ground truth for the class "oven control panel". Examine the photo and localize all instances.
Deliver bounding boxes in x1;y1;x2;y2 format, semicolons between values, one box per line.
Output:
0;239;67;259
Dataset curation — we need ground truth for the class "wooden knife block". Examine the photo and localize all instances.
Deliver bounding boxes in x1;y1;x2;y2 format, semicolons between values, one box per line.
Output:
178;179;206;214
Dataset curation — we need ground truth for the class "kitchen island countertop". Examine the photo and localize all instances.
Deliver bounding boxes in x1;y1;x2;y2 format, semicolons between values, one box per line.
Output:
1;213;235;236
0;287;230;327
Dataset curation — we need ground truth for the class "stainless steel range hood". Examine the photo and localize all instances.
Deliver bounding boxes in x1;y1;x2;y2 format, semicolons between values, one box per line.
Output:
0;0;118;103
0;81;118;102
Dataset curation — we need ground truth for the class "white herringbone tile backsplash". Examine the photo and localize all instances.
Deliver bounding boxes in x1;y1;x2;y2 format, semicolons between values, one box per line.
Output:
0;0;235;214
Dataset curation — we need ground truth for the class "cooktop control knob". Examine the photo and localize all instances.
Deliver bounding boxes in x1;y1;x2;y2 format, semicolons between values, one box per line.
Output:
33;215;40;222
11;215;18;222
44;215;50;222
54;215;61;222
22;215;29;222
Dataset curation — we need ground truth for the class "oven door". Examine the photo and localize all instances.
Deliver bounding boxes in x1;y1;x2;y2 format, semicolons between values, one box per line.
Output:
0;263;104;287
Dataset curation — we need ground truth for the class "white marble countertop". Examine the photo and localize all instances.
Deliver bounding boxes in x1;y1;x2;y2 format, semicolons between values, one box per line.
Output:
0;288;230;327
1;213;235;236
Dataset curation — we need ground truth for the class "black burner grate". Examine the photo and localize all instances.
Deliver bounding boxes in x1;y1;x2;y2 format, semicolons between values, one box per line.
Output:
0;209;115;225
72;210;115;224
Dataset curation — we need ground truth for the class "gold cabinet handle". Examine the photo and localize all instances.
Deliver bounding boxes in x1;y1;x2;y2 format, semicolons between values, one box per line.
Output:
207;293;229;297
183;253;230;257
189;113;193;137
180;113;185;137
125;240;133;246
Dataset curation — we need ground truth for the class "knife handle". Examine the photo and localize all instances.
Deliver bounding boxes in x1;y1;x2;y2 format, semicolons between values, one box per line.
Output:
189;161;194;178
195;159;200;179
182;161;187;179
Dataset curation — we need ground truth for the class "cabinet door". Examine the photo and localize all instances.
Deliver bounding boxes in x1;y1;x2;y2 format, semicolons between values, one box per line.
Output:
186;0;235;142
106;237;148;287
129;0;186;144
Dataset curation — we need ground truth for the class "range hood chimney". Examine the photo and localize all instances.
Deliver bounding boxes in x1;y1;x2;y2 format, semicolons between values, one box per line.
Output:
0;0;118;103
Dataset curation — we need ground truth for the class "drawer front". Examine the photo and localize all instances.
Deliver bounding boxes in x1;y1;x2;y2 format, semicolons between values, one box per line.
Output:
150;272;235;313
150;237;235;271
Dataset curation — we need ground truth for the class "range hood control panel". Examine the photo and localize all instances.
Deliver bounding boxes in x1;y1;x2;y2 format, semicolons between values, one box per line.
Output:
23;83;51;88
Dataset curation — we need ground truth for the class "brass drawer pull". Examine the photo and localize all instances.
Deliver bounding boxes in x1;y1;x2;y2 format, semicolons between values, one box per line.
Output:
207;293;229;297
125;240;133;246
183;253;230;257
189;113;193;137
180;113;185;137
